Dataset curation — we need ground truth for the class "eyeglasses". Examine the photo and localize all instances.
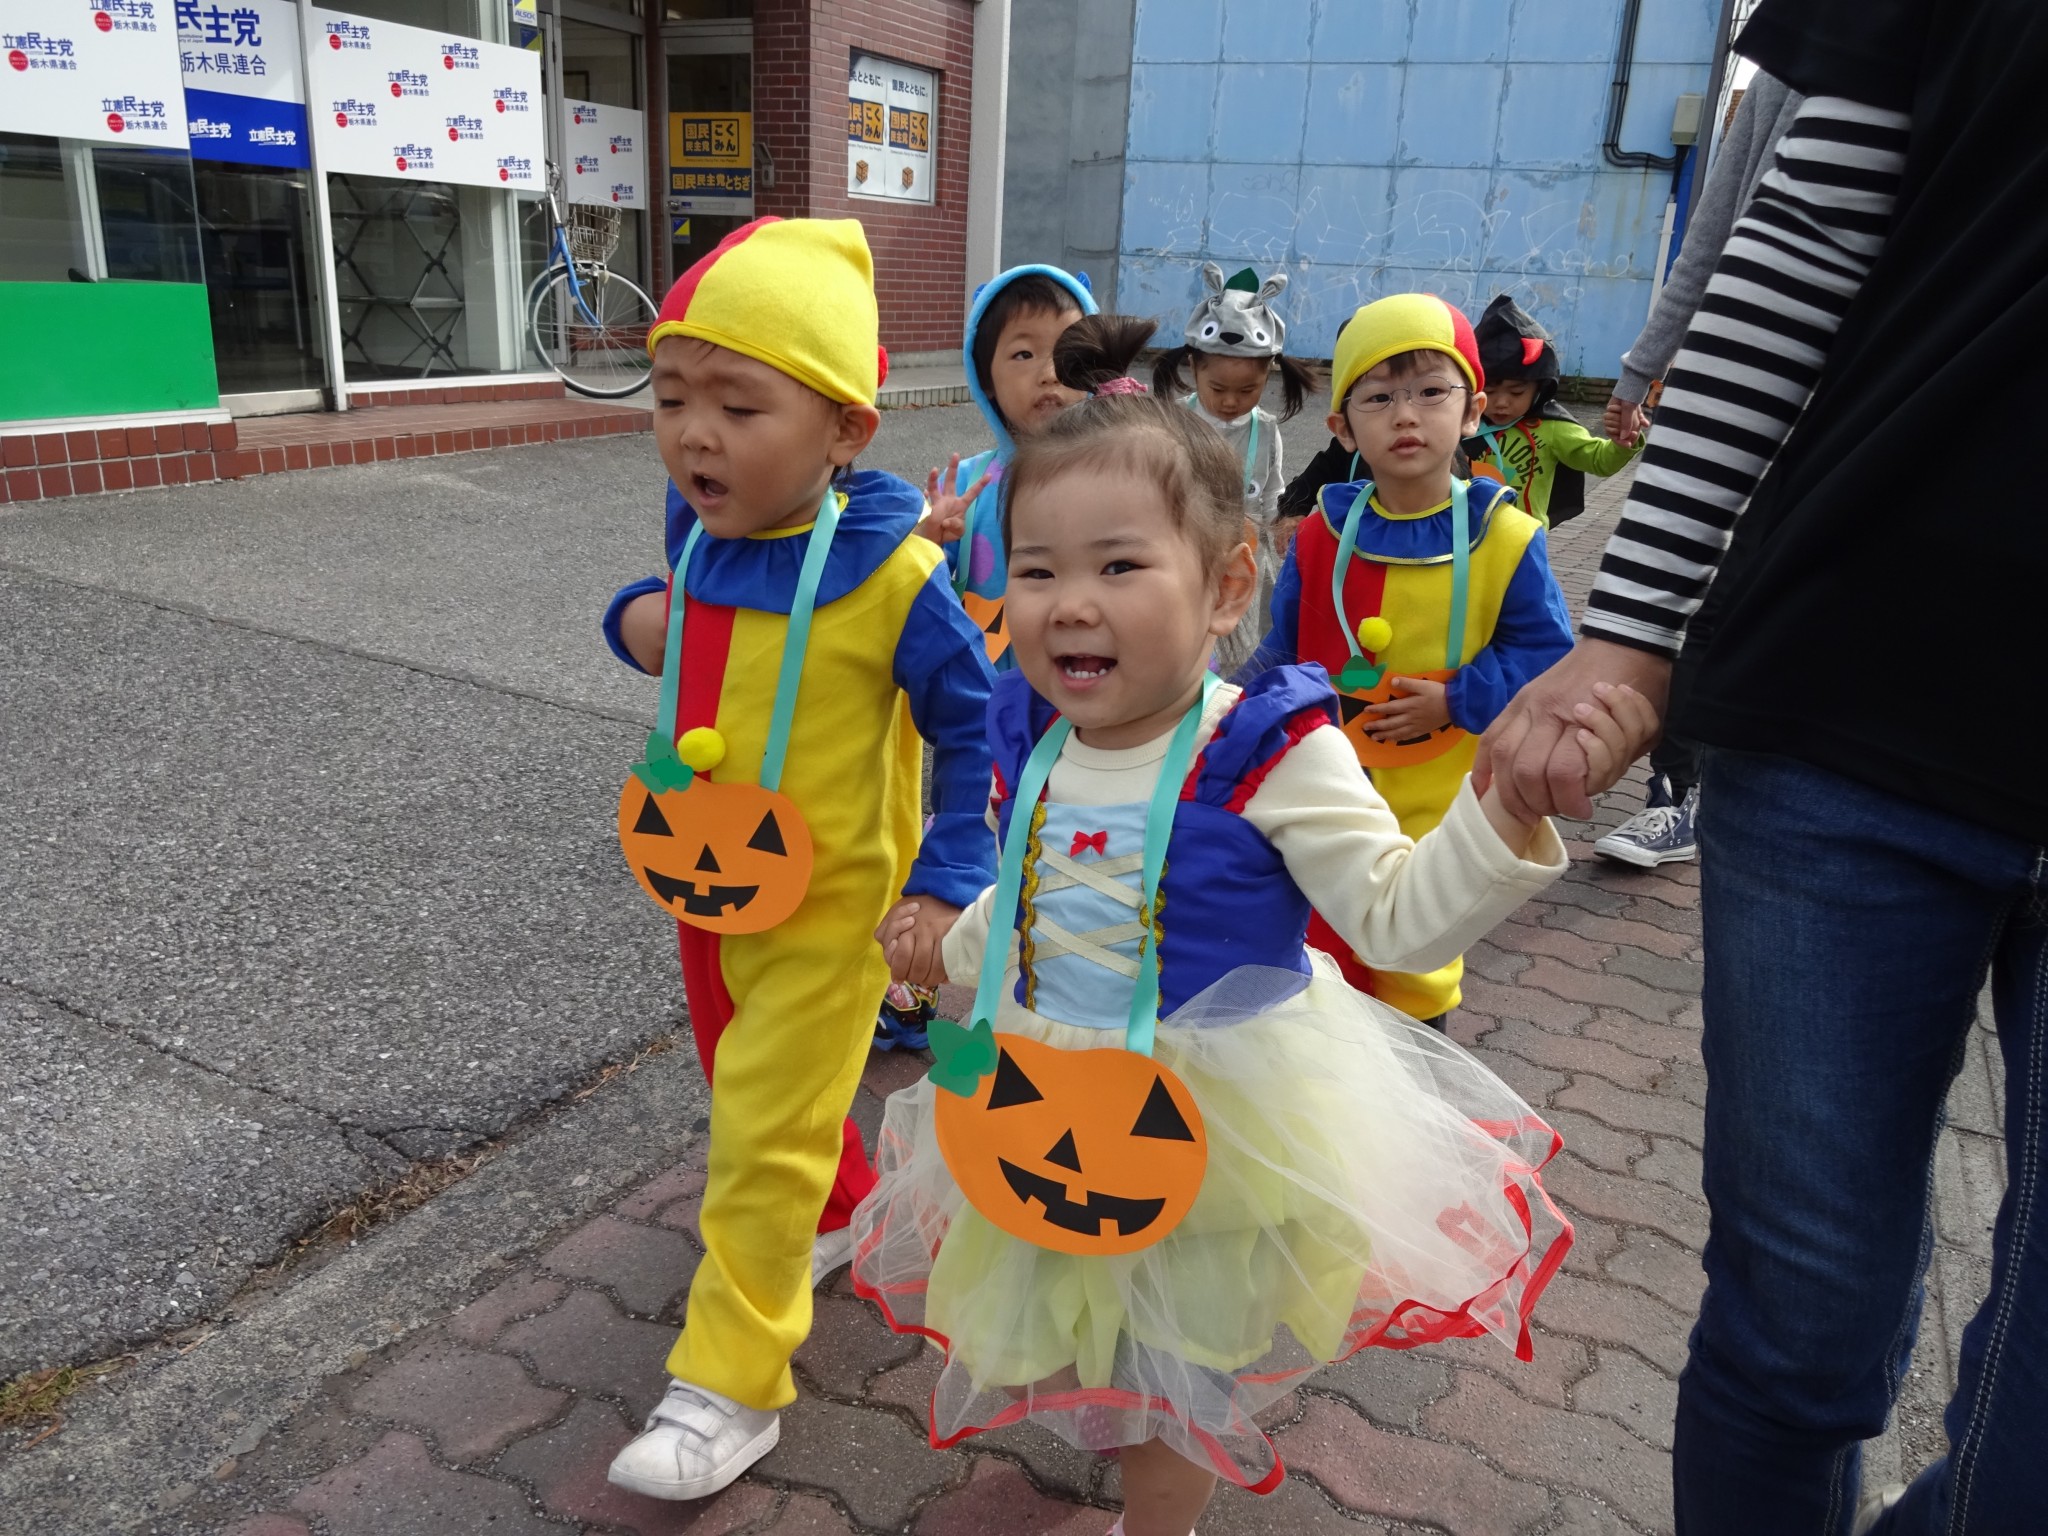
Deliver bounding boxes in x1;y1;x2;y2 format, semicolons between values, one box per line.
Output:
1346;383;1468;414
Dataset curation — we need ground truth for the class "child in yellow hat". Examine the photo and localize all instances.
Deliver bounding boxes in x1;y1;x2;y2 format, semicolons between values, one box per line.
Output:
599;217;997;1500
1249;294;1574;1028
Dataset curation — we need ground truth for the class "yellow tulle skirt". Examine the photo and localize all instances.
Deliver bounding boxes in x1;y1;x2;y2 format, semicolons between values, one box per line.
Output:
849;957;1573;1490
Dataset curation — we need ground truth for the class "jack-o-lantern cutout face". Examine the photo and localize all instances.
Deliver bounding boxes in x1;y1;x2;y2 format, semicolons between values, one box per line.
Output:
960;591;1009;665
616;776;815;933
933;1035;1207;1256
1335;666;1465;768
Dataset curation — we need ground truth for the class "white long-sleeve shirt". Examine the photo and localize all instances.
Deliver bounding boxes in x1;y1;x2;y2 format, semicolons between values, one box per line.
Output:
942;684;1566;988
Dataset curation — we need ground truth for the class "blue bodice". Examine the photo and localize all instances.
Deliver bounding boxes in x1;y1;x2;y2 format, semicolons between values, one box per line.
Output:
987;665;1337;1024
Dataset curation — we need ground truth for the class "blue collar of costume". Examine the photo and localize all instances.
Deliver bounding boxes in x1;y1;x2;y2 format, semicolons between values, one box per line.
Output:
661;469;923;614
1312;476;1512;566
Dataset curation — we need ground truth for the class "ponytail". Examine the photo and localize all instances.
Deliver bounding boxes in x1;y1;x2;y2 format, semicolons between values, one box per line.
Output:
1053;313;1159;394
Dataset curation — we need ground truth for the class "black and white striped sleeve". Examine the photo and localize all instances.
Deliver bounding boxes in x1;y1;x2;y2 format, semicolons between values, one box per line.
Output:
1581;96;1911;655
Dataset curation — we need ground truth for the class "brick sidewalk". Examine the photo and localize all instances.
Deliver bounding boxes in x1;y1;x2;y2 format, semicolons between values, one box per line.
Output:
160;475;1990;1536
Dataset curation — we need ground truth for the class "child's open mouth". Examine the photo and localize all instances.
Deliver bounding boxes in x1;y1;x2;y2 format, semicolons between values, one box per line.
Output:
1057;654;1116;688
691;473;729;505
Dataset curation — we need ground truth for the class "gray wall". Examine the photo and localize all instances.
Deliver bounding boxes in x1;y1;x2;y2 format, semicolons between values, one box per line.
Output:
999;0;1136;300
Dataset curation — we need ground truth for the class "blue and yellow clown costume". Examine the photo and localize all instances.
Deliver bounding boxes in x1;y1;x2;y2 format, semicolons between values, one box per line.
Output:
940;264;1098;663
851;666;1573;1489
1253;295;1573;1020
601;217;996;1411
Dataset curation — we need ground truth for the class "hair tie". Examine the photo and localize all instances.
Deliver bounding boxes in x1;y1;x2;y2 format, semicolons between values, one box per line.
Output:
1095;376;1148;396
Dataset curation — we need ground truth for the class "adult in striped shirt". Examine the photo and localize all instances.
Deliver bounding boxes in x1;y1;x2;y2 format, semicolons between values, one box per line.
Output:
1476;1;2047;1531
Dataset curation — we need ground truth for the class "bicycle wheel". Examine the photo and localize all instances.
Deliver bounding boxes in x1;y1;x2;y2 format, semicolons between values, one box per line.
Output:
527;263;658;399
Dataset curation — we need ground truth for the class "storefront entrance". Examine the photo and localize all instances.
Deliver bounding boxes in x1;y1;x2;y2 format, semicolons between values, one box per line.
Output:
664;22;754;280
192;164;323;404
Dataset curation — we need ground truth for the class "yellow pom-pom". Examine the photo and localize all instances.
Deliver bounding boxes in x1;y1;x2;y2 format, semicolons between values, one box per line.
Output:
677;727;726;774
1357;616;1394;653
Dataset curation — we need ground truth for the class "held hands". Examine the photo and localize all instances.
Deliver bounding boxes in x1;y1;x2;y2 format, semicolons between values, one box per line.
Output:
1474;639;1673;821
876;896;963;988
1474;679;1660;850
914;454;997;546
1364;676;1451;741
1602;395;1649;449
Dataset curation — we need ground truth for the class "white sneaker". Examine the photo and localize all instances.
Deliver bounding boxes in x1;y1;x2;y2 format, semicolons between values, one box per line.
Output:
810;1225;853;1287
606;1377;779;1501
1851;1482;1906;1536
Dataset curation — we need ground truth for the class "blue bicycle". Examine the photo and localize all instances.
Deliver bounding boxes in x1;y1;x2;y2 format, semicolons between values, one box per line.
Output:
526;164;658;399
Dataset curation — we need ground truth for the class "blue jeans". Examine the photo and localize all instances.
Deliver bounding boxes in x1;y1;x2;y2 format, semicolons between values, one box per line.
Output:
1675;750;2048;1536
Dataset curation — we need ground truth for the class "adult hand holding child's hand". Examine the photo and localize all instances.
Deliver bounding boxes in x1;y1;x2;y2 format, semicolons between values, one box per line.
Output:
1474;639;1671;820
876;897;962;989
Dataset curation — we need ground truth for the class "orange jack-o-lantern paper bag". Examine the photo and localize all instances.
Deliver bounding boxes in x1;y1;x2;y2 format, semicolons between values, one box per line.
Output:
618;739;814;934
933;1033;1207;1257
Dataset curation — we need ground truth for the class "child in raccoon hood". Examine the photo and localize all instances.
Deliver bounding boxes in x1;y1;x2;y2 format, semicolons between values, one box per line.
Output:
1152;264;1320;661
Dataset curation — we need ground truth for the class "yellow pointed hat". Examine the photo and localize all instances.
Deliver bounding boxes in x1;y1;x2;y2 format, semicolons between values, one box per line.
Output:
647;217;886;404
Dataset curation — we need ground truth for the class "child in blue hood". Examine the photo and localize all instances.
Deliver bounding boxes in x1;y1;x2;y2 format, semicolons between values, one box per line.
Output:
917;265;1099;663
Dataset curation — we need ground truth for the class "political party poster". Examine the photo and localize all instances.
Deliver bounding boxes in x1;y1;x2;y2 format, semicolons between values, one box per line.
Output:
177;0;307;168
564;98;644;210
846;52;932;205
0;0;186;149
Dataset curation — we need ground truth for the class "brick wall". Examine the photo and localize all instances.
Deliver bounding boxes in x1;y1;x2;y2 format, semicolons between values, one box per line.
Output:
752;0;975;356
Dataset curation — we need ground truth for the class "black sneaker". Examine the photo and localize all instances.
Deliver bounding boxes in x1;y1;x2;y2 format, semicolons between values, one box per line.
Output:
1594;775;1699;867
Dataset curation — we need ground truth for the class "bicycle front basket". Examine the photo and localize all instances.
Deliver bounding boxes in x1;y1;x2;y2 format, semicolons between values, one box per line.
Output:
566;203;622;265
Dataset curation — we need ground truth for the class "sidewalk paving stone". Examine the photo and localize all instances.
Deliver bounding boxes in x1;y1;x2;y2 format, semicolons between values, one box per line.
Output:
290;1431;561;1536
1422;1370;1672;1534
1275;1396;1554;1535
349;1336;567;1463
446;1272;571;1347
498;1288;680;1420
541;1215;702;1318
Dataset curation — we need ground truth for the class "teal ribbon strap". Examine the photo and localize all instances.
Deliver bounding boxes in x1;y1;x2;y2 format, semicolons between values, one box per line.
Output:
1123;674;1215;1058
760;488;843;792
650;486;842;793
654;522;707;747
1185;392;1260;495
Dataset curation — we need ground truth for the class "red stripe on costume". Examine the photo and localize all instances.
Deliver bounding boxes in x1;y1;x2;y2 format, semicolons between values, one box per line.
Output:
1294;513;1391;675
1224;707;1333;814
656;216;779;329
666;579;873;1229
670;581;734;742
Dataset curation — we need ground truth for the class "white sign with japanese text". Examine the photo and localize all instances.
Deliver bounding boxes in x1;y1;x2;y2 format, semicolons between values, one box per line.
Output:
846;52;933;205
0;0;186;149
563;98;644;211
306;7;542;192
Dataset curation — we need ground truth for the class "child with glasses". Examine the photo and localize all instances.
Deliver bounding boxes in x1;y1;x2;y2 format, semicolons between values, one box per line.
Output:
1249;295;1573;1029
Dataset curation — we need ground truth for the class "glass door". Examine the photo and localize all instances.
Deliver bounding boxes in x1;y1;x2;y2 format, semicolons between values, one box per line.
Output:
192;165;324;400
665;31;753;278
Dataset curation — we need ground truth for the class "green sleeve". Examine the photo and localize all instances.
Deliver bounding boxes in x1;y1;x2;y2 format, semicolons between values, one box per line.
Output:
1536;417;1645;477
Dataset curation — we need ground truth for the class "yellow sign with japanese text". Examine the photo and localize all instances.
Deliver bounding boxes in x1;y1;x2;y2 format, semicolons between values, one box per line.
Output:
670;112;752;170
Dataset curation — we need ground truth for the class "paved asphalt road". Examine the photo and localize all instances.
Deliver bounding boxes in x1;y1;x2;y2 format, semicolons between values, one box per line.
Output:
0;395;1338;1382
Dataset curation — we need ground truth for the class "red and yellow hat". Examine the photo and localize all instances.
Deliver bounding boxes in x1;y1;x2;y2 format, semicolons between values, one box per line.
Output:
647;217;887;404
1330;293;1483;410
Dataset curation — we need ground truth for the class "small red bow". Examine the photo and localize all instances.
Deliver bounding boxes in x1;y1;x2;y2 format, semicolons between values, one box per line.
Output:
1069;829;1107;858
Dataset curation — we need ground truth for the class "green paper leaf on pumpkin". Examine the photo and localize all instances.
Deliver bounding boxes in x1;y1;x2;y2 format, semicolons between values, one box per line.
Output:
630;730;695;795
1338;657;1383;692
928;1016;999;1098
